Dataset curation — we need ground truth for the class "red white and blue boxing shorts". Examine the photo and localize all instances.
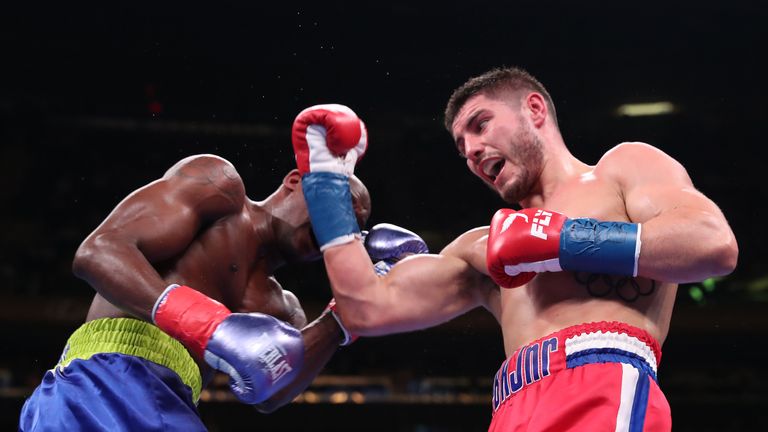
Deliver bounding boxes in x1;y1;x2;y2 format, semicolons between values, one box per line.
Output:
489;321;671;432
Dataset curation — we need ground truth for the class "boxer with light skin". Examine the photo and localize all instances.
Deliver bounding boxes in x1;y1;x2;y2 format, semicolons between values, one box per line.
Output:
293;69;738;431
19;154;375;431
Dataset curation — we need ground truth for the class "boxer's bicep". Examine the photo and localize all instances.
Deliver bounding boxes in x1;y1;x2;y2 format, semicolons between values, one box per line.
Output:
605;143;737;281
356;253;484;335
324;229;488;335
619;149;700;223
354;227;489;335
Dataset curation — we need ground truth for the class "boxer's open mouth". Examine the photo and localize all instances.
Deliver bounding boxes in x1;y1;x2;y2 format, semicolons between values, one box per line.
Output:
481;157;505;182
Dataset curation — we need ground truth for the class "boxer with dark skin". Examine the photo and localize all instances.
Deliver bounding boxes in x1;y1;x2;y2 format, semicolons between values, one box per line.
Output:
19;153;371;431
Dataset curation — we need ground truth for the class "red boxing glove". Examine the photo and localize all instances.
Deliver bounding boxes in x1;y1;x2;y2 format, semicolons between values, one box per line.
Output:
291;104;367;176
486;208;568;288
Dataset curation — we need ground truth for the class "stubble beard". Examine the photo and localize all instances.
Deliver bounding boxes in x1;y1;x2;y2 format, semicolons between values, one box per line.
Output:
498;122;544;204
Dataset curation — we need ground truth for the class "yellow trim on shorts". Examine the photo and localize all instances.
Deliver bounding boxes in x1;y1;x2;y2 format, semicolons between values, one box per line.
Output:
58;317;202;402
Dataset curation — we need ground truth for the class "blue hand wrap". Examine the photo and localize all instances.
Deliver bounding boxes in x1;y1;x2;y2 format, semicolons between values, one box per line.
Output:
559;218;640;276
301;172;359;249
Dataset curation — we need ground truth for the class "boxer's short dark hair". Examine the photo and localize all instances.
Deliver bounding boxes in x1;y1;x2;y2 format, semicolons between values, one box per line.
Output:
444;66;558;131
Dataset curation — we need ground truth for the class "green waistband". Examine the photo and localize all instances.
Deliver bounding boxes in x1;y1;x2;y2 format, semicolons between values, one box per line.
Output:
59;318;202;402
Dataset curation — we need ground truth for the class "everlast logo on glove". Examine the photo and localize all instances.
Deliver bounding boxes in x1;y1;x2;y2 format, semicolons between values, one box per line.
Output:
256;335;294;383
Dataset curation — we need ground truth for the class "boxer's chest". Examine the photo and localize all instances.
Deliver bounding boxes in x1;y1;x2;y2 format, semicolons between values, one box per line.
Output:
543;173;630;223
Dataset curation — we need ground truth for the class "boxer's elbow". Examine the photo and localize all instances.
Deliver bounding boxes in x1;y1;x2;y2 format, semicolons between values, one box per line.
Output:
697;214;739;277
705;228;738;277
72;237;102;279
73;234;118;278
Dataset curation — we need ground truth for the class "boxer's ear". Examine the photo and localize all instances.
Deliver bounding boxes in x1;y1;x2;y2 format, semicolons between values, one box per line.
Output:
525;92;548;128
283;169;301;191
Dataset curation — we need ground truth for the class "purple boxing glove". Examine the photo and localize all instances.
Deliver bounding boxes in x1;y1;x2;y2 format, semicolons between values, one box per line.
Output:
153;285;304;404
363;223;429;275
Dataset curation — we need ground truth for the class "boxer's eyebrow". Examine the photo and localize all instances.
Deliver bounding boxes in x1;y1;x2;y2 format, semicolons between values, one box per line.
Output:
464;110;483;131
453;109;483;157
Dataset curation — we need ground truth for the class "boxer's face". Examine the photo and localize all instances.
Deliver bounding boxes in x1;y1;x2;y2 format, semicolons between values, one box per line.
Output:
451;93;543;204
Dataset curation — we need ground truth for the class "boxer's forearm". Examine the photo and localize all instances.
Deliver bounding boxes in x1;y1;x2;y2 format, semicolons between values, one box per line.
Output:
636;207;737;283
323;241;384;328
73;240;168;321
324;242;482;336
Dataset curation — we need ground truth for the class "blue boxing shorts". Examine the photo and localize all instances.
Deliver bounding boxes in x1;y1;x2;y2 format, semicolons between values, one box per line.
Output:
19;318;205;431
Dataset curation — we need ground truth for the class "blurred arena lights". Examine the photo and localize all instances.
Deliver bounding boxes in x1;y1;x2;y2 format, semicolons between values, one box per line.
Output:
616;101;676;117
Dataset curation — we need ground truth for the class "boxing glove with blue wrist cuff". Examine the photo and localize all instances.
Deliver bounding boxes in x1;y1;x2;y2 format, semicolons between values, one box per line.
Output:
487;208;641;288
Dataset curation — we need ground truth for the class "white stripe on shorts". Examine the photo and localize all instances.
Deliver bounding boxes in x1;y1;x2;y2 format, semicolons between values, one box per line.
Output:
615;362;640;432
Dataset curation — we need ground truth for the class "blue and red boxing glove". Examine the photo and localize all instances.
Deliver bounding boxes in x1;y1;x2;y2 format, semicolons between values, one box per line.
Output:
486;208;641;288
291;104;367;250
152;284;304;404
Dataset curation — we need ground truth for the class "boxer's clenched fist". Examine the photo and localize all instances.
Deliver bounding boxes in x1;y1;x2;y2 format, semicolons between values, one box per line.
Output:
153;284;304;404
487;208;641;288
291;104;368;250
292;104;367;176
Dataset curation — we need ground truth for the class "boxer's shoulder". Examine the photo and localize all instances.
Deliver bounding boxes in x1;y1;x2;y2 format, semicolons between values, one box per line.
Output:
164;154;240;181
161;155;246;210
441;226;490;275
596;142;689;186
597;142;680;172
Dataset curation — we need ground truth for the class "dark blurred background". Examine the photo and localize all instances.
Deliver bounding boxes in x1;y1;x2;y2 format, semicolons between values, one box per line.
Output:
1;1;767;431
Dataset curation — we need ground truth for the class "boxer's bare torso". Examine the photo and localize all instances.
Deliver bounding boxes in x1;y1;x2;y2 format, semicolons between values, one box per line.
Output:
81;155;314;379
445;147;676;354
